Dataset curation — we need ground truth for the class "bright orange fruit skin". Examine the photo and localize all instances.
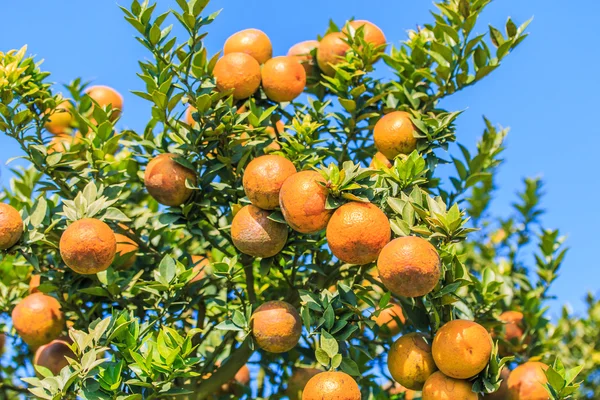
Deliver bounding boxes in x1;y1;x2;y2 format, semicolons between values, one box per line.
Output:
11;293;64;348
60;218;116;275
48;132;83;154
302;371;361;400
185;106;196;126
224;28;272;64
432;320;493;379
213;52;262;100
231;205;288;258
144;153;197;207
34;338;75;376
287;40;319;76
190;255;210;283
326;202;390;264
262;56;307;103
279;170;332;234
373;302;405;337
316;32;350;76
243;155;297;210
251;300;301;353
377;236;441;297
422;371;477;400
373;111;418;159
85;85;123;121
345;20;387;49
44;101;73;135
507;362;549;400
114;233;138;269
29;274;41;293
0;202;23;250
388;332;437;390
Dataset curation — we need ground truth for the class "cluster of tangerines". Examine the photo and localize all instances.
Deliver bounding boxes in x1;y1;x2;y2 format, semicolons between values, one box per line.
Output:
0;20;551;400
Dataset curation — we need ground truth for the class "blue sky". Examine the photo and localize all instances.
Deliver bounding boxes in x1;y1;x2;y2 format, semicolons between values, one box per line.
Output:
0;0;598;317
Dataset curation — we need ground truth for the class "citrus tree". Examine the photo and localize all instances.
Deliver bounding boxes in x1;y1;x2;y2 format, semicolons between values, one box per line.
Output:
0;0;596;399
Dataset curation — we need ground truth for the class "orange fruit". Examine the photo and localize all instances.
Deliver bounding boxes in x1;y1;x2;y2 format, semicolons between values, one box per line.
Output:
0;203;23;250
220;363;251;394
185;106;196;126
369;151;392;169
344;20;387;49
389;383;418;399
85;85;123;121
11;293;64;347
243;155;297;210
48;132;83;154
422;371;477;400
44;101;73;135
373;302;405;337
432;320;493;379
497;310;526;355
34;338;75;376
114;233;138;269
261;56;307;103
213;53;262;100
190;255;210;283
251;300;301;353
484;367;510;399
388;332;437;390
377;236;441;298
285;367;322;399
231;205;288;258
373;111;418;159
326;201;391;264
506;362;549;400
287;40;319;76
279;170;332;234
302;371;361;400
264;120;285;151
29;274;41;293
316;32;350;76
144;153;197;207
224;28;272;65
59;218;116;274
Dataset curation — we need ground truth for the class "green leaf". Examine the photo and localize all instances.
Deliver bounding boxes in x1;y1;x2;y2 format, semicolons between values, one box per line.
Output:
158;255;176;284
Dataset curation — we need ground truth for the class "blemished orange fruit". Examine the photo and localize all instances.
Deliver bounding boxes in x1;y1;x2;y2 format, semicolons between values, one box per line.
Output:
11;293;64;347
344;20;387;49
190;255;210;283
29;274;41;293
484;367;510;399
432;320;493;379
389;382;418;399
213;52;262;100
279;170;332;234
251;300;302;353
59;218;116;274
388;332;437;390
44;101;73;135
302;371;361;400
114;233;138;269
373;111;418;159
243;155;297;210
326;201;391;264
285;367;322;399
85;85;123;121
373;302;405;337
224;28;272;65
422;371;477;400
231;205;288;258
497;310;526;355
316;32;350;76
261;56;307;103
34;338;75;376
369;151;392;169
0;202;23;250
287;40;319;76
48;132;83;154
144;153;197;207
507;362;549;400
377;236;441;298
